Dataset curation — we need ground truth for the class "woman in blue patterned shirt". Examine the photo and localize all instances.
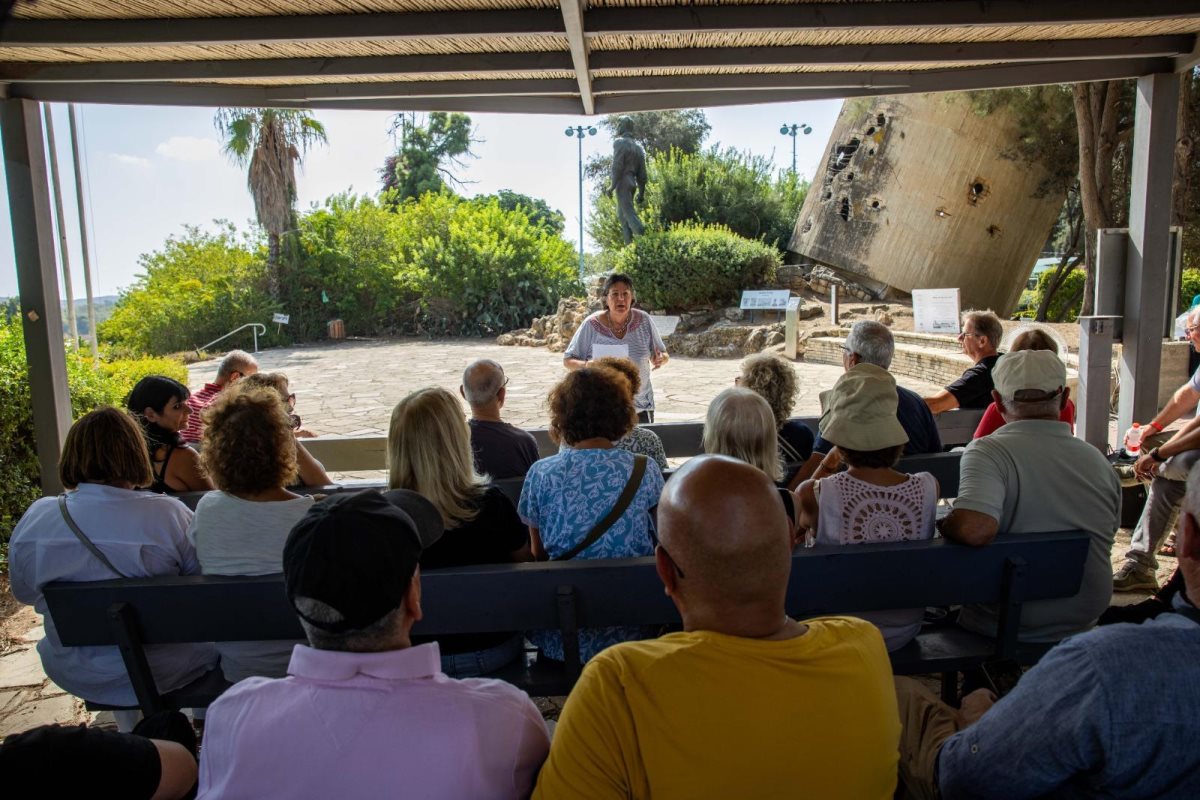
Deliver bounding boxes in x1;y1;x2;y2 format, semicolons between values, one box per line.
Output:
518;367;665;663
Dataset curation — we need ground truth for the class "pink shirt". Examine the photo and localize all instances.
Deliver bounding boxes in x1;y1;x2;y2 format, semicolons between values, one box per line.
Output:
197;642;549;800
182;382;223;443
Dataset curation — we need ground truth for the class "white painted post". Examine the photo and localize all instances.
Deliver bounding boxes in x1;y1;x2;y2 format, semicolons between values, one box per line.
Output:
830;284;839;325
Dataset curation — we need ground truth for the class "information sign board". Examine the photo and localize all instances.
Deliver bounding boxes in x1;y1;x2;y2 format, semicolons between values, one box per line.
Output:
912;288;961;334
740;290;791;310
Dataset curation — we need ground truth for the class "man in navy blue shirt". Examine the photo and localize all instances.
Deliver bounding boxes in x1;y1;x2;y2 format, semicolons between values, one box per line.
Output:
797;320;941;484
895;461;1200;799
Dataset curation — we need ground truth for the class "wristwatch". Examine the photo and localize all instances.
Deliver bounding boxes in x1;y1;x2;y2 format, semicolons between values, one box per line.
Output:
1150;447;1167;463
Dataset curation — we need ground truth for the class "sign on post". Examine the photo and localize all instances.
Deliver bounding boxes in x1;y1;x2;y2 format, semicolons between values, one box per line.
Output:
272;313;290;325
911;288;961;334
739;290;791;310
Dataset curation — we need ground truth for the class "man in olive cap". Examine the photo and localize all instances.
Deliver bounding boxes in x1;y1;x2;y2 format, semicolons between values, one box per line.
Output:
198;490;550;799
939;350;1119;643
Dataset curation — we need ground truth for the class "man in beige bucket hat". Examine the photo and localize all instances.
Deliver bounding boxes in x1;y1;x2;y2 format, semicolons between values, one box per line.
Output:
939;350;1120;643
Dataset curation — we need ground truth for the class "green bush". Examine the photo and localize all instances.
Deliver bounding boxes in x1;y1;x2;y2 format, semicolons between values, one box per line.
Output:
1181;268;1200;310
613;223;781;312
1019;268;1087;322
100;223;283;356
590;147;808;253
0;314;189;568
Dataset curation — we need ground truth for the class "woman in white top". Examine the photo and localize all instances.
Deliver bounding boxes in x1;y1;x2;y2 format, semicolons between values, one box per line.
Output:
8;407;219;715
796;364;938;651
189;385;313;681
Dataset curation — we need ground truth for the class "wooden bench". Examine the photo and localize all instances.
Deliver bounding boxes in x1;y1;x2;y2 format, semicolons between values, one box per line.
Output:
43;530;1089;715
301;408;986;470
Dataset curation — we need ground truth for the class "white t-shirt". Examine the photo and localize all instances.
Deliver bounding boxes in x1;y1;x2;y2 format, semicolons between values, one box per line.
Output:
189;491;314;682
8;484;219;706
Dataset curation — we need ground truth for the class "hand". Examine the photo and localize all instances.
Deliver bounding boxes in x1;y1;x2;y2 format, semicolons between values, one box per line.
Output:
294;427;317;439
1134;451;1160;481
957;688;997;728
651;351;669;369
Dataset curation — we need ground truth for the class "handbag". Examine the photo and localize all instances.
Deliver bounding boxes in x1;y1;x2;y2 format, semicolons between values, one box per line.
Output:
58;495;126;579
555;455;648;561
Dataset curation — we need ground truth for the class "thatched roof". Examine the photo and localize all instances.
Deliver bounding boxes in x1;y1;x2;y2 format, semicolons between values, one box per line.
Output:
1;0;1197;114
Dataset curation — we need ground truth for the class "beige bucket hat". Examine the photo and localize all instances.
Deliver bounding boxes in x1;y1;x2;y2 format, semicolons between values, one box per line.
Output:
818;363;909;451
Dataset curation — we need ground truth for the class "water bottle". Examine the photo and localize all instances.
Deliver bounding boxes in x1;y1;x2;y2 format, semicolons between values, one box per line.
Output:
1123;423;1144;456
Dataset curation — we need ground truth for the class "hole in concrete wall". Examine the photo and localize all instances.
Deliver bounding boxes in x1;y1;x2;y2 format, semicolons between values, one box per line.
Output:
844;172;855;182
801;218;813;234
867;148;876;156
823;189;833;200
986;224;1002;238
899;131;905;139
865;126;876;136
839;197;851;221
877;113;887;127
868;197;884;211
968;178;991;206
830;138;860;173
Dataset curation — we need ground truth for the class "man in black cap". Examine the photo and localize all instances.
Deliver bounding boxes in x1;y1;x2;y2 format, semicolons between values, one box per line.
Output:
197;490;550;800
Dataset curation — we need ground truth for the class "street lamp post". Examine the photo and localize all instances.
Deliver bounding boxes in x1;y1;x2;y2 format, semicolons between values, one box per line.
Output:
566;124;597;276
779;123;813;176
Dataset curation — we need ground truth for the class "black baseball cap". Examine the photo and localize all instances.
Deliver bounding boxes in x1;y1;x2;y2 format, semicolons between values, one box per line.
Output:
283;489;443;633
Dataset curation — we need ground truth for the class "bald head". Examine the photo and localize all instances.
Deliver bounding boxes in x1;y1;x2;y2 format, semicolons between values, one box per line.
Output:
462;359;505;408
659;456;793;609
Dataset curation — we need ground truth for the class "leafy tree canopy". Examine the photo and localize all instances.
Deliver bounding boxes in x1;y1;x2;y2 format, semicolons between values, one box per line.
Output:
474;189;565;235
381;112;478;202
586;109;711;182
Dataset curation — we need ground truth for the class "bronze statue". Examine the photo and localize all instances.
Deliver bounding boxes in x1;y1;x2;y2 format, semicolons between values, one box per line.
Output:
607;116;647;244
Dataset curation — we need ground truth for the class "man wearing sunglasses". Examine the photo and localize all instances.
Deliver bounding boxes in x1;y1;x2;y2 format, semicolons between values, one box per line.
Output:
533;456;899;799
924;310;1003;414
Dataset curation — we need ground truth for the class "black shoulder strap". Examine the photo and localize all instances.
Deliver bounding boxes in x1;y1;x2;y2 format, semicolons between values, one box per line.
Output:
58;495;126;579
556;455;648;561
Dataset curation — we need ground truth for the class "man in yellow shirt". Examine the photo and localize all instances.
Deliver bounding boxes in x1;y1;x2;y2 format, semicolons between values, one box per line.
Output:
533;455;900;799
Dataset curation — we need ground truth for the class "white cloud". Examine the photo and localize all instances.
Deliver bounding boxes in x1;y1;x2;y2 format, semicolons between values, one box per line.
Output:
109;152;151;168
155;135;220;162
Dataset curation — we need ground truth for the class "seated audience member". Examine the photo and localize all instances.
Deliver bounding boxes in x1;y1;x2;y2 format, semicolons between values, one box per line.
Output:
796;364;936;650
939;351;1119;642
1;712;199;800
190;387;313;681
237;371;330;486
924;310;1003;413
973;327;1075;438
7;407;218;722
198;490;550;800
1112;308;1200;591
559;357;669;471
738;352;814;472
181;349;258;443
799;320;941;485
703;387;783;483
518;367;664;663
533;456;900;799
461;358;541;479
388;387;531;676
895;462;1200;800
127;375;212;493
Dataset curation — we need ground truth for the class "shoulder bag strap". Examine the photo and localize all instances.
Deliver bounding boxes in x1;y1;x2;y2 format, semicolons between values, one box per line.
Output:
777;431;803;464
556;455;648;562
58;495;126;579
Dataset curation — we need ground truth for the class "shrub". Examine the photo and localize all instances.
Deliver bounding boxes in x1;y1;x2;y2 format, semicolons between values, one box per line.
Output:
613;223;781;312
1020;268;1087;322
1181;268;1200;310
0;314;189;567
100;223;282;356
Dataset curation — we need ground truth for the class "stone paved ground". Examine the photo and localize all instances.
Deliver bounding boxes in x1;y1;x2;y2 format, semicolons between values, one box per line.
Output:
184;336;946;434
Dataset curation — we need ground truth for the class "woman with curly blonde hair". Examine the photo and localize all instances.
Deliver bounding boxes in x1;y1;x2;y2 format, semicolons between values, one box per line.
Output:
189;386;313;680
739;353;814;476
388;387;531;677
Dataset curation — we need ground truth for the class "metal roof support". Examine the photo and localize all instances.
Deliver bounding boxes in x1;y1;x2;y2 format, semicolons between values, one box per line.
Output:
1119;72;1181;435
1;98;71;494
559;0;594;115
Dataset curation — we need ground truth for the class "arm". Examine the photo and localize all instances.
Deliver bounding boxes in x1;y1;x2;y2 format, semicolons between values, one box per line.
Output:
795;480;819;536
529;527;547;561
294;442;331;486
938;508;999;547
149;739;199;800
1150;381;1200;430
1134;413;1200;479
925;390;960;415
563;317;592;370
169;448;213;492
564;357;588;370
938;444;1003;547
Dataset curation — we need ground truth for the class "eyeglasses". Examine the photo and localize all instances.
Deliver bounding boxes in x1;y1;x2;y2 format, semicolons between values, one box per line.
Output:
648;526;685;578
957;329;980;340
1187;325;1200;334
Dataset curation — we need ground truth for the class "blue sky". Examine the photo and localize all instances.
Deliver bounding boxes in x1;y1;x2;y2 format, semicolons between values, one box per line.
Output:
0;99;842;298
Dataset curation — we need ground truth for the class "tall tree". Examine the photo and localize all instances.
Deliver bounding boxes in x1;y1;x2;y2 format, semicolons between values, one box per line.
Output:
380;112;477;202
214;108;328;300
475;189;566;235
586;109;711;181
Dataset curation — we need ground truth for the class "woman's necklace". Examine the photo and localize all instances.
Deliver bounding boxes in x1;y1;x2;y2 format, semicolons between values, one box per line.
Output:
607;312;631;338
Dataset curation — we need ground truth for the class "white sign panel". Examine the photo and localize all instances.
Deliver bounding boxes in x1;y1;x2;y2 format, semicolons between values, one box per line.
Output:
648;314;680;337
785;296;802;312
272;313;290;325
740;290;791;310
912;288;961;334
592;344;630;361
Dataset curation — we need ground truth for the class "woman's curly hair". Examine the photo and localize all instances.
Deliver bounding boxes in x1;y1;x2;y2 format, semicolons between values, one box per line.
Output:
591;356;641;396
548;367;637;446
200;386;297;494
739;353;799;430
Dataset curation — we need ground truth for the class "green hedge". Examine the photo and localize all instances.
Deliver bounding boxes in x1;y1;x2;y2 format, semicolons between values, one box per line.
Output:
613;223;781;312
0;314;187;570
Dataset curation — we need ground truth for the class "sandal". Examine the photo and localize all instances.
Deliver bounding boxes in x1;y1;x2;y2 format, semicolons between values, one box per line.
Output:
1159;534;1177;557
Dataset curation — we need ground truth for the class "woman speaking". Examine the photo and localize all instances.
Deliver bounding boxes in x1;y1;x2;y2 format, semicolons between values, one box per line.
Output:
563;273;669;423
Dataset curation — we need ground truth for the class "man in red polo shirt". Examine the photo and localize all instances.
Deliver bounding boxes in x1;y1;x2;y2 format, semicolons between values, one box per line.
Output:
181;350;258;443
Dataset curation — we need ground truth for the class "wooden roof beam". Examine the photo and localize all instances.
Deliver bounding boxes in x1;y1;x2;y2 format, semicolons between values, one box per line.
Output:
559;0;594;115
263;78;579;101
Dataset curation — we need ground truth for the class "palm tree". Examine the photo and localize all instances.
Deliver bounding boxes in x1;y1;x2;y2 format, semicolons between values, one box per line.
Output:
214;108;327;300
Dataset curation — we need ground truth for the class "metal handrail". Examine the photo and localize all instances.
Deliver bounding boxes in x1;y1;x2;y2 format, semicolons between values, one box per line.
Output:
196;323;267;357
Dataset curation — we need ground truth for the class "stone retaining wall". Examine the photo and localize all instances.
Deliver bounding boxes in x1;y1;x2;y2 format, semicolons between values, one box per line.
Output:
806;336;972;386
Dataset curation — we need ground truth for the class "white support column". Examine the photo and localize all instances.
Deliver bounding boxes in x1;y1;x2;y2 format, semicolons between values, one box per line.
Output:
2;99;71;495
1119;73;1179;434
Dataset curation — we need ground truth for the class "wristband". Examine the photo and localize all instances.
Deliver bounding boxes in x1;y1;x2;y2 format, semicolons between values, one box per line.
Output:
1149;420;1164;432
1150;447;1167;463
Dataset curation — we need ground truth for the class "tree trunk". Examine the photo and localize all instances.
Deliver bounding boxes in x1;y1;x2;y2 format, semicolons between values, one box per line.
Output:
1073;82;1122;317
1174;71;1195;229
267;232;281;301
1035;198;1084;321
